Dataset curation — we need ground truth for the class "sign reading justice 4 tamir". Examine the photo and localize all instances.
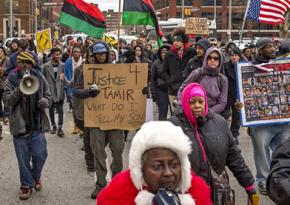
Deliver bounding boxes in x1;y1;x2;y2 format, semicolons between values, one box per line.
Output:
83;63;148;130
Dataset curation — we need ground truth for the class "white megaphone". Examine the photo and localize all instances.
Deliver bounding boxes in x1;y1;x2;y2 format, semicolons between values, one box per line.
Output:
19;70;39;95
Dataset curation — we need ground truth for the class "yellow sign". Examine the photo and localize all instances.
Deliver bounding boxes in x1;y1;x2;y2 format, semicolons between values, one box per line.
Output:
185;17;209;35
35;28;52;53
83;63;148;130
104;35;117;47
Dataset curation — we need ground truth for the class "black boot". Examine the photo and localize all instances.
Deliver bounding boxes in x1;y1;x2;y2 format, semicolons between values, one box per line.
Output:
50;126;57;134
91;184;104;199
57;128;64;137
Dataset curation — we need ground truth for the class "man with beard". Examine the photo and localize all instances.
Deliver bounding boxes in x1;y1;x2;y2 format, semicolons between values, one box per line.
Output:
250;38;290;196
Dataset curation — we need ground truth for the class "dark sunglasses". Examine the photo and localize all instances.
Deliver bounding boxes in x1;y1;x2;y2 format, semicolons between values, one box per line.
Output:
207;56;219;61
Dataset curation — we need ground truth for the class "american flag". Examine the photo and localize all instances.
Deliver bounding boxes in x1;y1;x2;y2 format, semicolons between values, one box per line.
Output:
247;0;290;24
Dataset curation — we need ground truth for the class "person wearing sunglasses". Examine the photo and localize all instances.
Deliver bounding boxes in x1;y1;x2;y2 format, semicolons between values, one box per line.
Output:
177;47;228;115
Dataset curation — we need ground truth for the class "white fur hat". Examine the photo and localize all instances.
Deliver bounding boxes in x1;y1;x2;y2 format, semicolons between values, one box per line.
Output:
129;121;192;194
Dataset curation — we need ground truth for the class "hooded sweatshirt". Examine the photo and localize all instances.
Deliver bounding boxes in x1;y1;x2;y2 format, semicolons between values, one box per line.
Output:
177;47;228;114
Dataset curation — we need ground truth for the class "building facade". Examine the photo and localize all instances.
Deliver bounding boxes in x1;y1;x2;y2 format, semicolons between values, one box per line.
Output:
0;0;37;40
153;0;279;40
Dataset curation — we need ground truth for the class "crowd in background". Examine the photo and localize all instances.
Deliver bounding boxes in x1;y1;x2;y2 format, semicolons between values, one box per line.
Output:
1;29;290;204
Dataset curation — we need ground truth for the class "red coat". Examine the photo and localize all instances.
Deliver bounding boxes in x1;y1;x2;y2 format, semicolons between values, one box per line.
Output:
97;170;213;205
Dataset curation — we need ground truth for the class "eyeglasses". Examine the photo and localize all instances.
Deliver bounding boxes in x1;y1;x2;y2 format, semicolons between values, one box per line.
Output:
207;56;219;61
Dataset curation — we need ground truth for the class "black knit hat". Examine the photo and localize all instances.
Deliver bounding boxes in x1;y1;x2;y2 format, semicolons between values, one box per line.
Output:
256;38;273;52
171;28;189;44
196;39;211;51
230;47;242;57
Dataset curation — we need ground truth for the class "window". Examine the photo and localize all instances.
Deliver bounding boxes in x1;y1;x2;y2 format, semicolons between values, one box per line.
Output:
232;0;246;6
4;0;19;13
202;0;222;6
176;0;193;6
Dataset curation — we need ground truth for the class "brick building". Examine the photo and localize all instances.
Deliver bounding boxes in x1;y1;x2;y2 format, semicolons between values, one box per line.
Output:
153;0;280;40
0;0;37;40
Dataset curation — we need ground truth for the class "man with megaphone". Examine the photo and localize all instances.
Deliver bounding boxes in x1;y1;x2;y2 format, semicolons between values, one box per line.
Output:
3;51;51;200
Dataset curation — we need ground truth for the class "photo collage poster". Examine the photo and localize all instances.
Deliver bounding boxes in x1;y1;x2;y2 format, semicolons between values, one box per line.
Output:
237;59;290;126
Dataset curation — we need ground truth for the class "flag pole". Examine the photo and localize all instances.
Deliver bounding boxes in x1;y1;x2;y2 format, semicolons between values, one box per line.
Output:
239;0;251;47
117;0;121;53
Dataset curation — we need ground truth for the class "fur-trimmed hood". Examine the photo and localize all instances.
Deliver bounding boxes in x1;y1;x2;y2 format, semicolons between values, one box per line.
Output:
129;121;192;194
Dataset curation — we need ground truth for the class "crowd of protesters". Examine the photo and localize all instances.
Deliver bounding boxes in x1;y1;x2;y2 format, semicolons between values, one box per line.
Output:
0;29;290;205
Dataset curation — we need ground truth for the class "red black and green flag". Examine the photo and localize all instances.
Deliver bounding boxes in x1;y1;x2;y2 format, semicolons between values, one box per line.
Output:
122;0;163;46
60;0;106;38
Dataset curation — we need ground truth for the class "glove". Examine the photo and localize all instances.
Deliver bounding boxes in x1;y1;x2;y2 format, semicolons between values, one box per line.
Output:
142;86;148;95
88;88;100;98
153;189;181;205
246;188;258;204
38;98;49;110
248;194;260;205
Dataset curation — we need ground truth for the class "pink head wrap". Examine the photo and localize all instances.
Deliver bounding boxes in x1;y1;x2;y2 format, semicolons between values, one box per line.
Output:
181;83;208;125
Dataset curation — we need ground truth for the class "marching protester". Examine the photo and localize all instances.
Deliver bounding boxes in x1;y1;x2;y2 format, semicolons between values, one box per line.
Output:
0;46;9;125
64;44;83;134
42;47;65;137
7;38;41;73
223;47;243;139
159;28;196;112
8;38;19;56
151;44;171;120
177;47;228;115
110;48;119;64
249;38;290;195
97;121;213;205
183;38;211;79
73;41;125;199
72;45;95;172
170;83;257;204
3;51;51;200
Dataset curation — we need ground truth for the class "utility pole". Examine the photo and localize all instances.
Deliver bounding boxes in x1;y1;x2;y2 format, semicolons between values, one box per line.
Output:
35;0;38;33
214;0;216;23
182;0;184;19
228;0;232;41
10;0;13;37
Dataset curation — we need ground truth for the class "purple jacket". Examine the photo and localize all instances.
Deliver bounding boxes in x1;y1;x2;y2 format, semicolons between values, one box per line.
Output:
177;47;228;113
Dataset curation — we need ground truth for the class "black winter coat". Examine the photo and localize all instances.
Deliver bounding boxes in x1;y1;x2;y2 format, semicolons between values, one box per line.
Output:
183;55;203;79
169;110;255;188
224;60;237;109
160;47;195;95
267;137;290;205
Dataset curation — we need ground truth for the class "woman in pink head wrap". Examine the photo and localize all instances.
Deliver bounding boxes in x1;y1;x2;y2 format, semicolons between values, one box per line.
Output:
169;83;258;204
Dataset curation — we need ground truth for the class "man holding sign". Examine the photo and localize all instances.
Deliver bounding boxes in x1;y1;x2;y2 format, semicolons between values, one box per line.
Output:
73;41;125;199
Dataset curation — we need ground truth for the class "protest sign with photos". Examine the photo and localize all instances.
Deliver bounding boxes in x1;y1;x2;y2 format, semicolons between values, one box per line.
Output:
237;59;290;126
185;17;208;35
83;63;148;130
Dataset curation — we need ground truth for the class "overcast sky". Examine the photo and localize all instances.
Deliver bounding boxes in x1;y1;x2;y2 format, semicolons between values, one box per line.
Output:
85;0;121;11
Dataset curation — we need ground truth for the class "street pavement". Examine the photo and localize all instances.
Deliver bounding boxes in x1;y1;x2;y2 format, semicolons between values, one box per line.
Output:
0;106;276;205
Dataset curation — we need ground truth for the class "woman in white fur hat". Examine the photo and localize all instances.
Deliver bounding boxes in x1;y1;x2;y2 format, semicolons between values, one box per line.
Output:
97;121;213;205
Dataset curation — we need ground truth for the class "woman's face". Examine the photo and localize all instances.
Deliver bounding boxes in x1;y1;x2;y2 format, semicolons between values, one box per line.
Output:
110;51;116;61
190;96;205;118
135;47;142;57
0;49;4;58
142;148;181;194
207;51;220;69
161;48;168;60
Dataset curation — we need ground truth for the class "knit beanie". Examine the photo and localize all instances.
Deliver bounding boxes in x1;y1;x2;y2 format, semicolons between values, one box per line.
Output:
196;39;211;51
256;38;273;52
17;51;35;66
230;47;242;57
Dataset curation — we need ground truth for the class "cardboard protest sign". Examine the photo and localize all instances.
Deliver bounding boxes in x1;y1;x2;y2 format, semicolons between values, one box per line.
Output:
35;28;52;53
83;63;148;130
237;59;290;126
185;17;208;35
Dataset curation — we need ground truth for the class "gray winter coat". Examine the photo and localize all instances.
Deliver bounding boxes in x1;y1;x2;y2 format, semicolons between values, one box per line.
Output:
42;61;65;103
3;69;51;136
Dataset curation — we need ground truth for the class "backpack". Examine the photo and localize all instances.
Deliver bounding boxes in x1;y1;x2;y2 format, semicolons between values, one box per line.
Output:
194;67;226;92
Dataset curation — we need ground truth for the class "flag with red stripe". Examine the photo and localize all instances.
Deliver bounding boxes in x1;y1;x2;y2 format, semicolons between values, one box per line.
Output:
122;0;163;46
247;0;290;24
60;0;106;38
